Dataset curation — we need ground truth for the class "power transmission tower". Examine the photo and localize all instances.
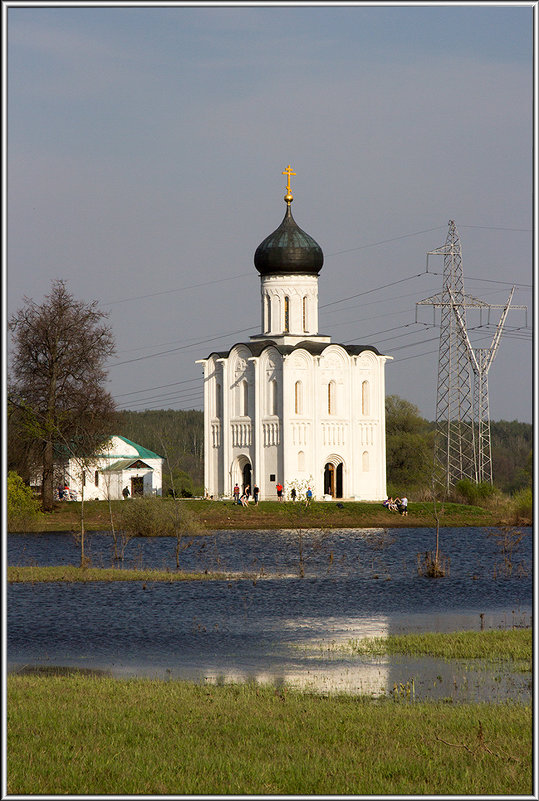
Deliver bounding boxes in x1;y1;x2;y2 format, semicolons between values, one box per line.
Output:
417;221;527;490
450;287;516;484
417;221;477;491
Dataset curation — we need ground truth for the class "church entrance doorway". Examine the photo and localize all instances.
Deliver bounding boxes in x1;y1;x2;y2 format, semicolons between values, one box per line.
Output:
324;463;335;496
232;455;252;497
242;463;252;494
131;476;144;497
324;459;343;499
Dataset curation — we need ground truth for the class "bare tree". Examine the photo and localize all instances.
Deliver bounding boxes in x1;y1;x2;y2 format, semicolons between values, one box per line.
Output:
8;280;117;511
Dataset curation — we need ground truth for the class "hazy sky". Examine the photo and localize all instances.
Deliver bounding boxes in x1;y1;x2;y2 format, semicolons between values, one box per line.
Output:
6;3;533;422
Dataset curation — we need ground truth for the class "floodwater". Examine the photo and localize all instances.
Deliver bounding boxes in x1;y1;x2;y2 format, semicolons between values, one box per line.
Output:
7;527;532;701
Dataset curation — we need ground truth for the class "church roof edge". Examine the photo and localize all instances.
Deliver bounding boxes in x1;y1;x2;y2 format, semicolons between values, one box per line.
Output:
204;341;385;359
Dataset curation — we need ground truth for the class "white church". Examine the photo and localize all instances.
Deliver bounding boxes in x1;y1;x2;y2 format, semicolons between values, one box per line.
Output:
197;167;391;501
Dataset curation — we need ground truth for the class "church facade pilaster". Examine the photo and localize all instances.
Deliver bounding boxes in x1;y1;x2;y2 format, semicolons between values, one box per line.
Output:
217;357;230;497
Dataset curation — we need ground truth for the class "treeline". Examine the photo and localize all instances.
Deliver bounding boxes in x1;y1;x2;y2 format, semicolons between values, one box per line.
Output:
115;399;531;497
384;395;532;495
490;420;532;493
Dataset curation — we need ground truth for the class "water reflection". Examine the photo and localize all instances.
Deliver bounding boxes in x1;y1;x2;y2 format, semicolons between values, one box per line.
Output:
7;529;532;701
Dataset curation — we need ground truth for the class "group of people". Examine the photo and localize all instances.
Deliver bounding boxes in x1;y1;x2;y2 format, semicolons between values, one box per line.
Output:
233;483;260;507
233;483;313;505
383;495;408;516
55;485;77;501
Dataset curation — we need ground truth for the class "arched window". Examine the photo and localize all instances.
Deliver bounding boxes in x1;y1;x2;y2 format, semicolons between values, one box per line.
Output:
265;296;271;333
216;383;222;418
284;296;290;333
328;381;336;415
295;381;303;414
302;296;308;332
242;380;248;416
298;450;305;471
271;379;278;415
362;451;369;472
362;380;370;416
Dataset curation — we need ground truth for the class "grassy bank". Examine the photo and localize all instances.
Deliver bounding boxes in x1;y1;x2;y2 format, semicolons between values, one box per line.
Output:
342;629;532;665
7;675;531;796
10;497;525;534
7;566;228;583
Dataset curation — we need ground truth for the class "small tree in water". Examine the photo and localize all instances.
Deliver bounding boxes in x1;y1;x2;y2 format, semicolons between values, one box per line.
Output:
119;497;204;568
417;478;450;578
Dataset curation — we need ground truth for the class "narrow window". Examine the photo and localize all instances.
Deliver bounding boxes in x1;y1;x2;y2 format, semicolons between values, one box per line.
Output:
265;295;271;333
298;450;305;471
362;451;369;472
243;380;248;416
362;380;369;416
94;470;99;487
303;296;308;332
328;381;336;415
295;381;303;415
271;379;278;415
216;383;222;417
284;296;290;333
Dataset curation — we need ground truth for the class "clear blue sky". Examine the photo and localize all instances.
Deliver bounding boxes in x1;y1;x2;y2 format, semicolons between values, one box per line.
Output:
6;3;533;421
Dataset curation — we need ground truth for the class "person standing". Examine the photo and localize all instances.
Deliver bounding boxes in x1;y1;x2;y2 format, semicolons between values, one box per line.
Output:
253;484;260;505
233;484;240;505
276;482;283;502
244;485;251;503
290;487;297;502
305;487;313;506
400;495;408;516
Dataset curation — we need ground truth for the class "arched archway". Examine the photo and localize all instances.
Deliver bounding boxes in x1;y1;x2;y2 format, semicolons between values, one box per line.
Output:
232;455;252;496
324;455;344;498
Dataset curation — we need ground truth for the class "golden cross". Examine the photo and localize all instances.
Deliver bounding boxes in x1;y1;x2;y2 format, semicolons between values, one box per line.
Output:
282;164;296;195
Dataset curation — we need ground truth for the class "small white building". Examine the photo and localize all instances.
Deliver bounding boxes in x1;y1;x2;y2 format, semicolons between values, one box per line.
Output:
55;435;164;501
197;168;392;501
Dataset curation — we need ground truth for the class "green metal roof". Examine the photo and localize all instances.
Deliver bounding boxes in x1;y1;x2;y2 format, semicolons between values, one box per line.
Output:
53;436;163;461
115;436;163;460
101;458;153;472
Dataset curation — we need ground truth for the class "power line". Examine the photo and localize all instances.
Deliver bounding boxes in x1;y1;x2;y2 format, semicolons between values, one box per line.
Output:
116;386;204;406
104;272;252;306
113;377;200;398
460;225;531;232
321;272;426;310
326;226;446;256
108;325;258;367
429;271;531;289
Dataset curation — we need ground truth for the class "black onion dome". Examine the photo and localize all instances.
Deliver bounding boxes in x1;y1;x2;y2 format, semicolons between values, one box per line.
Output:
254;204;324;276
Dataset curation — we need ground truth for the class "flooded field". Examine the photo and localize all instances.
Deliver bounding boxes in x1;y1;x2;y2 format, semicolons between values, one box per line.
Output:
8;527;532;700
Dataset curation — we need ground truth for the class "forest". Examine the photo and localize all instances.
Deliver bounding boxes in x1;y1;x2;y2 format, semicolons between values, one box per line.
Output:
115;398;532;498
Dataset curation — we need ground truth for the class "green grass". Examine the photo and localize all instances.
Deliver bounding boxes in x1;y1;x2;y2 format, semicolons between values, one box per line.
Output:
7;675;531;795
9;496;513;533
7;566;228;583
345;629;531;664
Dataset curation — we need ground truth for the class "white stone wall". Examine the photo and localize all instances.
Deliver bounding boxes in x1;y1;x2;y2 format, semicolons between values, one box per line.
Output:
260;274;319;336
59;436;163;501
201;343;389;501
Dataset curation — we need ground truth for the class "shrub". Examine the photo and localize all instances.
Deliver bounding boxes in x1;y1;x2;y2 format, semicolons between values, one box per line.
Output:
7;471;43;532
455;479;497;506
512;487;532;521
118;496;203;537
